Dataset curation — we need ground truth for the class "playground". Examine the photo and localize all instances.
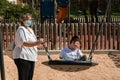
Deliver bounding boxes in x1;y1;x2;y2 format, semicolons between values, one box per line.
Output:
0;0;120;80
2;51;120;80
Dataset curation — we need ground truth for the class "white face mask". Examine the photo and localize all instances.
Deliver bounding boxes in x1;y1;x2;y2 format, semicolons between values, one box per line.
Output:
25;20;32;26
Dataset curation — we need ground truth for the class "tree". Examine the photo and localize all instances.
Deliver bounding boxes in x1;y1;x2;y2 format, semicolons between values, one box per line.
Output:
0;0;10;18
6;4;32;19
0;0;39;19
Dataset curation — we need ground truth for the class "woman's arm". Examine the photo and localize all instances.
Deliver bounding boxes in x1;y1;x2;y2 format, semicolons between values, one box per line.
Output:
23;38;44;47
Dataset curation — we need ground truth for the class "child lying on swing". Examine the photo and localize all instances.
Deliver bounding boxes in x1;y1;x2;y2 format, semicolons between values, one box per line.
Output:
60;36;87;61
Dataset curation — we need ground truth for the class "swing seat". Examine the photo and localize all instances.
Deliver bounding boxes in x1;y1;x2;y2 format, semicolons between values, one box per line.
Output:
48;60;98;66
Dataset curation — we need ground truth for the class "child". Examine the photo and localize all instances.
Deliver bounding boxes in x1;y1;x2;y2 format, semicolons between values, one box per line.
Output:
60;36;87;61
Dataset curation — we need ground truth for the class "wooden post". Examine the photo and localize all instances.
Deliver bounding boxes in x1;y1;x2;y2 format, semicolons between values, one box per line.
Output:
91;23;96;49
6;24;9;49
84;23;88;50
113;23;117;49
80;23;84;50
71;23;75;37
74;23;78;36
50;23;54;49
63;23;66;48
59;23;62;50
104;23;108;49
118;23;120;50
108;23;113;49
55;23;58;49
88;23;92;50
96;23;100;50
101;23;104;49
66;23;71;45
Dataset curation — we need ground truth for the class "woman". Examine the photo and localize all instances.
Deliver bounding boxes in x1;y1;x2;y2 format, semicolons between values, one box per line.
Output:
13;13;43;80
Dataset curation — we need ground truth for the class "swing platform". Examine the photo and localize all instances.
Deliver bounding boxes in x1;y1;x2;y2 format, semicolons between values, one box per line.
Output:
48;60;98;66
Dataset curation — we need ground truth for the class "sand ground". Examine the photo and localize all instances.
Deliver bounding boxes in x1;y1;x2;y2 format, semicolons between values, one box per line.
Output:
1;51;120;80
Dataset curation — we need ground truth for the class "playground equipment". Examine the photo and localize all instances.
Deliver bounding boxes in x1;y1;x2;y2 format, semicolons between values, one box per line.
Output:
42;43;98;65
40;0;55;23
56;5;68;23
40;0;115;23
56;0;69;23
42;0;112;65
40;0;70;23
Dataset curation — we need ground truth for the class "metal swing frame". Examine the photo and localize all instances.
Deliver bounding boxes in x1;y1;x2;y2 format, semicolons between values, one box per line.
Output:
41;0;111;66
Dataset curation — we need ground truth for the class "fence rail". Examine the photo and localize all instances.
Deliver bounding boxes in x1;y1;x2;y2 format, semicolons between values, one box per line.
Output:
0;18;120;50
73;17;120;23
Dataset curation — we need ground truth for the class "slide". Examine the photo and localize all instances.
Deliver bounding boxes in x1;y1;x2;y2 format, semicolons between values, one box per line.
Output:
57;6;68;23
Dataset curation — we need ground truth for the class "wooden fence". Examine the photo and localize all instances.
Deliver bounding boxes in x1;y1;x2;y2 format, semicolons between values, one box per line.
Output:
0;18;120;50
73;17;120;23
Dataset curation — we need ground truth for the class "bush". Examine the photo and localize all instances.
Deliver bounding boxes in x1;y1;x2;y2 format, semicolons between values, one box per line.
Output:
0;0;39;19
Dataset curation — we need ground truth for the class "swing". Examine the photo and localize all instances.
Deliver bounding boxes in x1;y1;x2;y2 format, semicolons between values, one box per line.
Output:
41;0;111;66
42;43;98;66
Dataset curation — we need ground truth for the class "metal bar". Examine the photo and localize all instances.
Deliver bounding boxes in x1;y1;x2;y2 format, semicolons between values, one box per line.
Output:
87;0;112;61
0;29;6;80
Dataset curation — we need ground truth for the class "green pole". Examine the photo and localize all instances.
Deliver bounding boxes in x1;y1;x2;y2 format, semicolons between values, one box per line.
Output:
0;29;6;80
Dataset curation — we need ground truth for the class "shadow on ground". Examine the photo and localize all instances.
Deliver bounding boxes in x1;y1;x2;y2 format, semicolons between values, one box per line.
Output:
108;52;120;68
42;61;97;72
4;51;13;59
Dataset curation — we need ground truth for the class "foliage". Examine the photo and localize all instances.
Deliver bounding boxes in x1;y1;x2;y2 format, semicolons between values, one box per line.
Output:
0;0;10;17
70;0;120;16
0;0;119;19
0;0;39;19
111;0;120;13
6;4;32;19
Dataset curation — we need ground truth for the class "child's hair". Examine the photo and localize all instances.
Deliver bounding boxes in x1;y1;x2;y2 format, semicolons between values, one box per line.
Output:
70;36;80;44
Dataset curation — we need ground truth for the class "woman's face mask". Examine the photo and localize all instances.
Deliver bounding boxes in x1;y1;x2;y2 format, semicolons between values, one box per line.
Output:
25;20;32;26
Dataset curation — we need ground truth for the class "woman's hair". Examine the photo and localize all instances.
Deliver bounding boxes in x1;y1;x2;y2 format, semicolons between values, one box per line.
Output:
70;36;80;44
19;13;32;25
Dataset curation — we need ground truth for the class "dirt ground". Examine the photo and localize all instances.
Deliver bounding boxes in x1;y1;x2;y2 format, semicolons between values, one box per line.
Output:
1;51;120;80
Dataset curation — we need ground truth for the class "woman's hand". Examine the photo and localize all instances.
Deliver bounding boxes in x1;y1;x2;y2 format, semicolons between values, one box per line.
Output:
37;41;47;49
36;38;44;45
39;38;44;43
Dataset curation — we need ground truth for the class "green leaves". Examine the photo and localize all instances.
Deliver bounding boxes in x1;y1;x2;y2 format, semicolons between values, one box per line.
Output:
0;0;39;19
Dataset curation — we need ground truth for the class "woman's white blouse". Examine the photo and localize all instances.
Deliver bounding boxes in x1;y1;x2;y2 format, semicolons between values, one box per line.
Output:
13;26;38;61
